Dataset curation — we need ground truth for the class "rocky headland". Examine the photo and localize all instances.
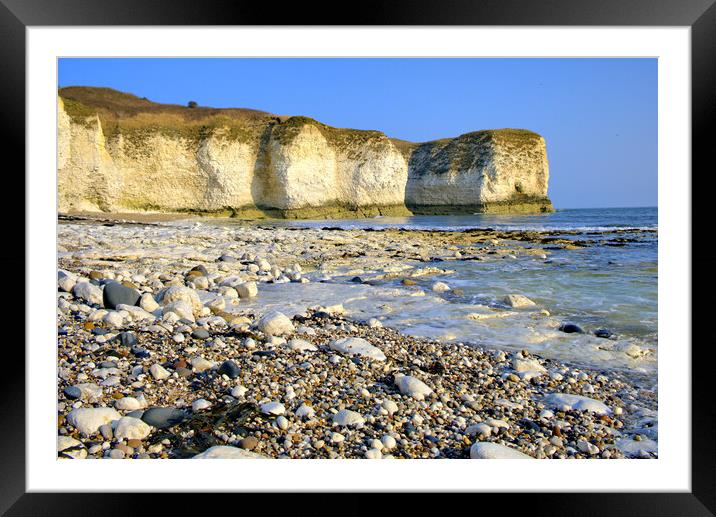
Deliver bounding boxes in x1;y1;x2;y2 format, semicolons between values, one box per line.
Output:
58;87;553;218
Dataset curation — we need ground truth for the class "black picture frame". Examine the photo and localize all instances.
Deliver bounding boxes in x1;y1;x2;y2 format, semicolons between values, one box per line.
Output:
1;0;707;514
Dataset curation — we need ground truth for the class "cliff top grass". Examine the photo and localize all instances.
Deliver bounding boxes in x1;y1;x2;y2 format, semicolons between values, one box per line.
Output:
59;86;544;151
60;86;274;122
272;115;388;151
60;86;282;145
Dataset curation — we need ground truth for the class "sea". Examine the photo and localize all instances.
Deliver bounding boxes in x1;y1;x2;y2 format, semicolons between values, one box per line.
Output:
229;207;658;385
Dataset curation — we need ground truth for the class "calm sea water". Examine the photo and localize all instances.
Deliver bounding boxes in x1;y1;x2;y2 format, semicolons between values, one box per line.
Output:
239;208;657;379
266;206;658;232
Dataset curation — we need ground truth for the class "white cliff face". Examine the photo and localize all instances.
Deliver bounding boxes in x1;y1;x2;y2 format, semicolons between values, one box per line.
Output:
405;131;551;213
265;124;340;209
109;133;207;211
57;97;551;217
58;98;122;211
478;132;550;204
197;133;258;209
337;136;408;208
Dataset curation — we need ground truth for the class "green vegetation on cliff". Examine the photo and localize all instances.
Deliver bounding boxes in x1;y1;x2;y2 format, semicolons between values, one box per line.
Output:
60;86;278;148
59;87;391;152
59;87;543;154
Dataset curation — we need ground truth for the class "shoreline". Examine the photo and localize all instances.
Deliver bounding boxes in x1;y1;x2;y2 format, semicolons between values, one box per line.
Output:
57;217;657;460
58;308;655;460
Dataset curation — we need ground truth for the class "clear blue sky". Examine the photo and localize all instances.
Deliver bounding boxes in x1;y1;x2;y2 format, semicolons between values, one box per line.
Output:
58;58;657;209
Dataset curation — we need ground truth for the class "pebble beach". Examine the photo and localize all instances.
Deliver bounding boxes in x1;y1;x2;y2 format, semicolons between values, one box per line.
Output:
56;214;658;460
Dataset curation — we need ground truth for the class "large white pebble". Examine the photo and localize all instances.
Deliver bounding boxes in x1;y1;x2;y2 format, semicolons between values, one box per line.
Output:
394;374;433;400
431;282;450;293
382;399;399;415
332;409;365;427
256;311;295;336
329;337;386;361
192;399;211;412
139;293;160;312
114;416;152;441
295;403;316;419
115;397;142;411
365;448;382;459
276;416;289;430
236;282;258;298
72;281;103;305
66;407;121;436
149;364;170;380
381;434;397;450
192;446;266;459
260;401;286;415
470;442;532;459
542;393;611;415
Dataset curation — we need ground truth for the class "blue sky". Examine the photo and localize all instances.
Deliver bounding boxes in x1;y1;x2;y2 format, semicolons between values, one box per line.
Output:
59;58;657;209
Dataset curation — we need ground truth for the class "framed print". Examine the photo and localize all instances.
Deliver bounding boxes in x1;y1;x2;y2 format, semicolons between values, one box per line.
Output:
2;0;709;514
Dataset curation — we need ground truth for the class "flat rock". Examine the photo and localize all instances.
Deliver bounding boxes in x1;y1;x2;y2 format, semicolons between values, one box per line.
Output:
542;393;611;415
116;304;154;322
295;403;316;419
190;357;215;372
286;339;317;352
503;294;536;308
260;401;286;415
466;423;492;437
470;442;532;459
57;435;81;452
616;438;658;456
58;271;76;292
115;397;143;411
192;399;211;412
329;337;386;361
332;409;365;427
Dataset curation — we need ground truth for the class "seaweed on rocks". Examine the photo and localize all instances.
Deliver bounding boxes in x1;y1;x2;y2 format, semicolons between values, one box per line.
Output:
150;400;269;458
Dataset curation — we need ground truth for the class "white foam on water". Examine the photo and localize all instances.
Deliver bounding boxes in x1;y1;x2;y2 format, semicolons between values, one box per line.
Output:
218;280;657;378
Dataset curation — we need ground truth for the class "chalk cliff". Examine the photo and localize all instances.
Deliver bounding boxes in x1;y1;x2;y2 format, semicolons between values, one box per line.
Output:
58;87;553;218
